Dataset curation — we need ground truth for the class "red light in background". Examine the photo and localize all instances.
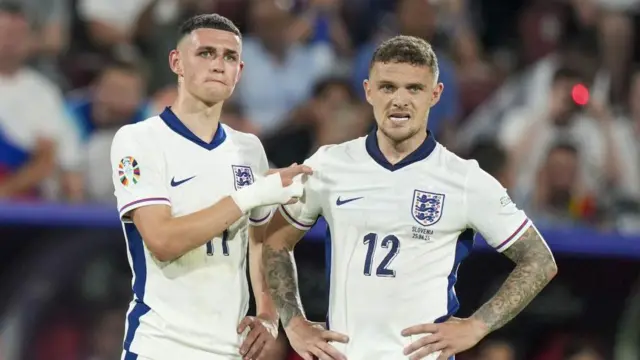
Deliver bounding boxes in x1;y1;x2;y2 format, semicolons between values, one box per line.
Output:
572;84;589;106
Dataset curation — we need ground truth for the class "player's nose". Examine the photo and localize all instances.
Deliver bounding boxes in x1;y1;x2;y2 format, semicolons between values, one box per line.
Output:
391;90;410;107
209;56;225;73
391;96;409;109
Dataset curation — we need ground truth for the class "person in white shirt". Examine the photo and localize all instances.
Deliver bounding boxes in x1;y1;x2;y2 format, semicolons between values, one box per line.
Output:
0;2;81;200
262;36;558;360
110;14;311;360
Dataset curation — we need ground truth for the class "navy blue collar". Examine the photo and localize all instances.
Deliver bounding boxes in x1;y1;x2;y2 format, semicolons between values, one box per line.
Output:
365;128;437;171
160;107;226;150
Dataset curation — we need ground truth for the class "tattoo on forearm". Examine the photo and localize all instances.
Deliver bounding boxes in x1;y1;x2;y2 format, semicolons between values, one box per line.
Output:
473;226;557;332
262;244;304;327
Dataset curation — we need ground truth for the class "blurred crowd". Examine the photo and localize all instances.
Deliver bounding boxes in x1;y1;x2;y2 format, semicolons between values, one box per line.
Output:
2;0;640;234
1;0;640;358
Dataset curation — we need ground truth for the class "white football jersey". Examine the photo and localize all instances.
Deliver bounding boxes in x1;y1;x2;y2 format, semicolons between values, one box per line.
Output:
281;131;532;360
110;108;273;360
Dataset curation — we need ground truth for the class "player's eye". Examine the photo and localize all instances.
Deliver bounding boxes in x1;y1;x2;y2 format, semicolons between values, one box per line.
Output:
408;86;422;93
380;84;395;92
223;54;238;62
199;50;213;58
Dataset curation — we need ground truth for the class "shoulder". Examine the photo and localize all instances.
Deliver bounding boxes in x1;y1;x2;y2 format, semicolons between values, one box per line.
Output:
427;144;504;194
433;145;480;180
112;116;164;148
223;125;267;166
305;136;365;168
224;124;264;150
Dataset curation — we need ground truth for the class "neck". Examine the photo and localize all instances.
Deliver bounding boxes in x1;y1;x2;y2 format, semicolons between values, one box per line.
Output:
376;128;427;165
171;89;224;143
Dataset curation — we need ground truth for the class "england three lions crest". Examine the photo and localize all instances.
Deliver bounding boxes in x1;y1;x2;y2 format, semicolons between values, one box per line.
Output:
232;165;254;190
412;190;445;227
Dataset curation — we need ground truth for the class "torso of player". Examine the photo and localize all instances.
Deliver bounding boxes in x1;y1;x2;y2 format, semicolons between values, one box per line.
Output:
146;114;259;298
311;135;472;359
120;111;266;359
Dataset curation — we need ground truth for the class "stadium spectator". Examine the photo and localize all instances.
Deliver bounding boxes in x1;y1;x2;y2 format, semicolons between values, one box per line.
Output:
76;0;150;51
287;0;352;57
16;0;71;87
498;67;619;204
0;2;81;200
263;76;369;167
234;0;336;136
66;59;151;203
525;142;598;228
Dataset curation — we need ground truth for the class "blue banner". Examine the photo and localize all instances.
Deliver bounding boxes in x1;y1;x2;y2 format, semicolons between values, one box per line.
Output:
1;201;640;258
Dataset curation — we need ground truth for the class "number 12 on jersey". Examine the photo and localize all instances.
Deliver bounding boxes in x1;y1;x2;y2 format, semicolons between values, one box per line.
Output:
206;230;229;256
363;233;400;277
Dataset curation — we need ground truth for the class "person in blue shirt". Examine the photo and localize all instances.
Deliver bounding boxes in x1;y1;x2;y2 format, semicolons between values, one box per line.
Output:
66;60;152;142
65;59;152;202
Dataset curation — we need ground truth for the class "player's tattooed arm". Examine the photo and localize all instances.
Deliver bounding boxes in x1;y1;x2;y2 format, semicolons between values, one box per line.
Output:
471;226;557;333
263;242;305;328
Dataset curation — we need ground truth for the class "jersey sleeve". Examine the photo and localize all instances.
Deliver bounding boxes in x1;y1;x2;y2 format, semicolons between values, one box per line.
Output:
278;150;324;231
110;127;171;221
465;163;531;252
249;139;275;226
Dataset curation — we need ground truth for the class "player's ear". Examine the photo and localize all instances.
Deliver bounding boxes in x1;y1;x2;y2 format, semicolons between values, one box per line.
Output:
236;61;245;83
363;79;373;105
430;82;444;108
169;49;183;76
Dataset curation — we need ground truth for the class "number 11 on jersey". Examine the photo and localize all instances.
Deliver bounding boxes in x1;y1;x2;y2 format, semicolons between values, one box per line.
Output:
206;230;229;256
363;233;400;277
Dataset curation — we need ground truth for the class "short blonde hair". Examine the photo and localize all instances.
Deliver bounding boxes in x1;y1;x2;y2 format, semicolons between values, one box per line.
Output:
369;35;439;81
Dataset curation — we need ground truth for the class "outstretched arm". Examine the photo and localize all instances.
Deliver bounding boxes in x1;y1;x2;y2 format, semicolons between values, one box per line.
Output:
471;226;558;333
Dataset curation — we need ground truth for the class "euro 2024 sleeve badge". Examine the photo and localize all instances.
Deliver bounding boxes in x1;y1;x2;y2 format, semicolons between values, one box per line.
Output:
118;156;140;187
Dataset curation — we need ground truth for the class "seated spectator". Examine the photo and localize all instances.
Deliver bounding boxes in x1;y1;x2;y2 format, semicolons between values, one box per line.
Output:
499;67;620;202
263;76;370;167
18;0;71;87
66;59;151;203
0;3;80;201
235;0;336;137
526;142;600;228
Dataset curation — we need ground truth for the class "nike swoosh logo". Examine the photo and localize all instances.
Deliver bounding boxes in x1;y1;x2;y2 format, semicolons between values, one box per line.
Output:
336;196;363;206
171;176;196;187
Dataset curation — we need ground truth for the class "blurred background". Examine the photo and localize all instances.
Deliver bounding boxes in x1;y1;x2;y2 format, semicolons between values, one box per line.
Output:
0;0;640;359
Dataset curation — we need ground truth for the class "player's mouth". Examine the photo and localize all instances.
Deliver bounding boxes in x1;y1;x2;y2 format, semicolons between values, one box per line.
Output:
388;112;411;122
206;79;226;85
